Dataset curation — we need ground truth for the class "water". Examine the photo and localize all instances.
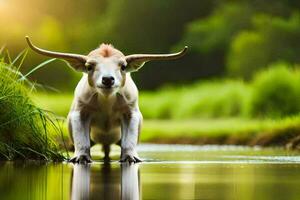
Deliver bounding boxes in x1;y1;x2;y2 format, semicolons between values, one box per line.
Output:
1;144;300;200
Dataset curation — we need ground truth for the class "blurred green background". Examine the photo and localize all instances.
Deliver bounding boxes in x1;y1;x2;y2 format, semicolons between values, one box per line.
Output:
1;0;300;146
1;0;299;90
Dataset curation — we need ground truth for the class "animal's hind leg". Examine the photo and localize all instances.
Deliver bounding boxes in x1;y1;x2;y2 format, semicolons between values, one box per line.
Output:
102;144;110;161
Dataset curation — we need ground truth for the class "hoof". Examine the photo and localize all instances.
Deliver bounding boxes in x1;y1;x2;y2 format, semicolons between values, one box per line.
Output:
120;155;142;164
69;154;92;164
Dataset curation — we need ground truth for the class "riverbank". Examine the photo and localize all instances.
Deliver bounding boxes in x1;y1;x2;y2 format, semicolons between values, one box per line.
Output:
32;93;300;151
141;118;300;150
50;117;300;152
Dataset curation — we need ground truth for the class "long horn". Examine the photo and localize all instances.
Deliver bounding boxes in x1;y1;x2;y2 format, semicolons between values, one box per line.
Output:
125;46;188;64
25;36;88;62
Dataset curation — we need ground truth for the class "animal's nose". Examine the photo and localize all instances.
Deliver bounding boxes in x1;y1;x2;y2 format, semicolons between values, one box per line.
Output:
102;76;115;87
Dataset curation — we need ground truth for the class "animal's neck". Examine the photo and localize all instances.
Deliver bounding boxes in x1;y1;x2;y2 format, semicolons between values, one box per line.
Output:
96;92;117;110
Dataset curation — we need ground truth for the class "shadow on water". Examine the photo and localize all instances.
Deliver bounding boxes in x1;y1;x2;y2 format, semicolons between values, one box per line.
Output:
71;162;140;200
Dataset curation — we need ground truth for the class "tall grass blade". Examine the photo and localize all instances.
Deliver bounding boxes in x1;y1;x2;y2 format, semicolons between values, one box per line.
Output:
0;45;5;55
21;147;49;161
5;50;12;63
9;49;27;67
29;82;61;93
17;49;28;70
21;58;57;80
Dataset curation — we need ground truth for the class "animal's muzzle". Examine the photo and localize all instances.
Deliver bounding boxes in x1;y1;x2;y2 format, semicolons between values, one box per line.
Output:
102;76;115;87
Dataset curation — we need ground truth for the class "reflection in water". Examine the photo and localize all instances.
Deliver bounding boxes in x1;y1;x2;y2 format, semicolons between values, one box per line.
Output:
121;163;140;200
71;164;90;200
1;145;300;200
71;163;140;200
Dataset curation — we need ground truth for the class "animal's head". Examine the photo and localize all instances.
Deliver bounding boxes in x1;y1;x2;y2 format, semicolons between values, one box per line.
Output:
25;36;187;95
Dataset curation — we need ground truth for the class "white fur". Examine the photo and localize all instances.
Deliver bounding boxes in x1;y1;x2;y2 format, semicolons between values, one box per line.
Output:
26;36;187;163
68;72;142;162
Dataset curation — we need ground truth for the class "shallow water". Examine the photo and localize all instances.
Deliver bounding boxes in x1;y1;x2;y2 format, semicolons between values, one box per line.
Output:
1;144;300;200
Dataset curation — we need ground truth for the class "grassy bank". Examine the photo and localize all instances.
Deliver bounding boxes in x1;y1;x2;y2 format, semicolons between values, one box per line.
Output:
0;58;65;161
141;64;300;119
29;63;300;150
43;116;300;151
32;93;300;150
142;117;300;149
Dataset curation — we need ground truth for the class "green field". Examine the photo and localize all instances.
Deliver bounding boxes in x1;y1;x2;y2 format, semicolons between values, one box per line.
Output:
32;92;300;149
1;57;300;162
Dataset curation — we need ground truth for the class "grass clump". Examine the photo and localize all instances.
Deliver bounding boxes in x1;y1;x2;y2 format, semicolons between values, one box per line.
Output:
172;81;250;118
140;63;300;119
0;55;65;161
141;116;300;147
139;81;251;119
250;63;300;118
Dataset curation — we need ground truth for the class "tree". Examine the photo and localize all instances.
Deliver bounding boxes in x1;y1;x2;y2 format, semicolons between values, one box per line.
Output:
227;13;300;78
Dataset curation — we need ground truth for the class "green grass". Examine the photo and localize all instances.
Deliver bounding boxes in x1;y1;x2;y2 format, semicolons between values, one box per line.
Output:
32;92;300;148
0;54;66;161
31;65;300;149
32;63;300;121
140;80;252;119
141;117;300;145
32;93;73;117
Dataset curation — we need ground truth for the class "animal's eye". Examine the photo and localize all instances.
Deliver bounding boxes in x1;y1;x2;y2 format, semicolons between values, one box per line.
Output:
86;62;95;71
121;64;126;71
87;65;93;71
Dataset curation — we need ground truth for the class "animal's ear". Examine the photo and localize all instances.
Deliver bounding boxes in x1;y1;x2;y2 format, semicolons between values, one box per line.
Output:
124;46;188;72
25;36;88;72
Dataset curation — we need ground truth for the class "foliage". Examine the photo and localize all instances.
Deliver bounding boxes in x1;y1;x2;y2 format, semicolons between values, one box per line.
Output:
250;63;300;117
0;55;65;161
227;13;300;78
141;64;300;119
141;116;300;145
0;0;214;90
139;80;251;119
172;3;254;80
35;63;300;120
171;81;250;119
1;1;300;89
31;64;300;148
31;90;300;147
176;3;253;54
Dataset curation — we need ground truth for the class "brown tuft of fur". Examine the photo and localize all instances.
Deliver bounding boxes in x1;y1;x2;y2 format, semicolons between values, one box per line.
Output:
98;44;116;57
88;43;124;58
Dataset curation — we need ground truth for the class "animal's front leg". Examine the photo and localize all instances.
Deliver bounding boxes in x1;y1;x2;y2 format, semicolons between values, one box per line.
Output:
120;110;142;163
68;111;92;164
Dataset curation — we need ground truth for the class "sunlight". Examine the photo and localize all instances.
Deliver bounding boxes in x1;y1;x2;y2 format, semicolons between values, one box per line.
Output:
0;0;11;15
0;0;8;7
